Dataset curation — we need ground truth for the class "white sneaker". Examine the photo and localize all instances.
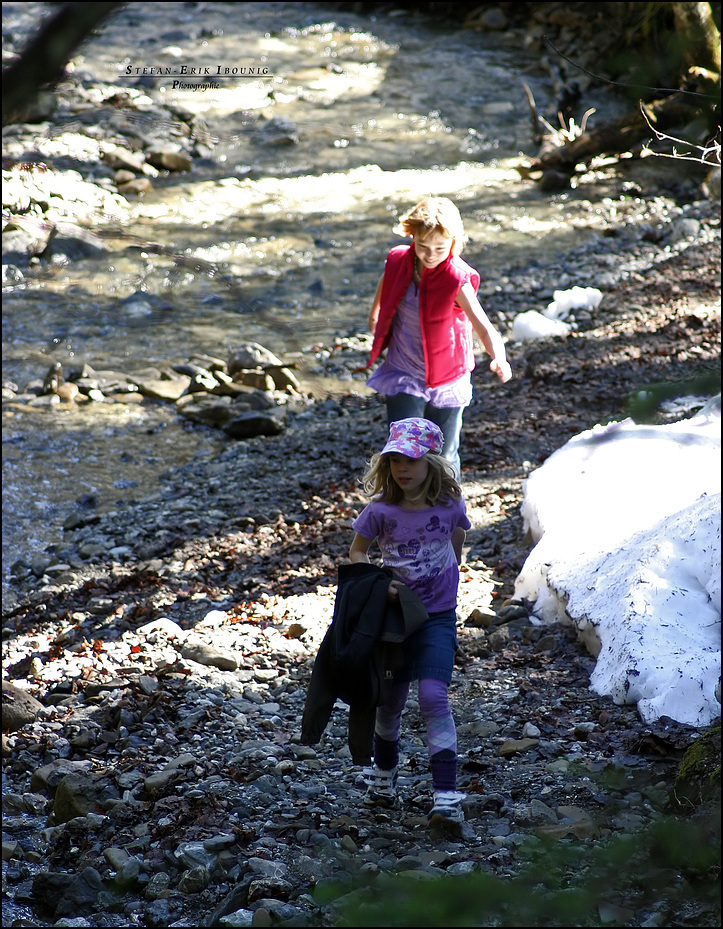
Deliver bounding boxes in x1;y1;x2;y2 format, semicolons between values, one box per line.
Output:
362;764;398;807
428;790;466;828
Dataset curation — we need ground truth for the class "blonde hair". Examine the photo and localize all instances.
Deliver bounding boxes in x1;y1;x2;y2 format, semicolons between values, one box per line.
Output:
360;450;462;506
394;197;467;256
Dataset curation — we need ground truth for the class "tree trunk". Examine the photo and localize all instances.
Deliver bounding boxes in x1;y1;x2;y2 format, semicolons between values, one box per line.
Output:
2;2;125;125
672;2;721;74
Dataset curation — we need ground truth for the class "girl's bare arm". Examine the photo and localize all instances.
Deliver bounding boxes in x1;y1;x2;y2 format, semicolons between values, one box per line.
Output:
457;282;512;383
349;533;373;563
452;527;466;565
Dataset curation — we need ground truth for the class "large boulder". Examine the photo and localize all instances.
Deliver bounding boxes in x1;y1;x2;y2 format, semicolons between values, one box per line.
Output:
2;680;44;730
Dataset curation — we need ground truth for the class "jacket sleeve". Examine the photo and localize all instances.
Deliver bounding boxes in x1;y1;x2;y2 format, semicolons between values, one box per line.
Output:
300;627;337;745
347;705;375;766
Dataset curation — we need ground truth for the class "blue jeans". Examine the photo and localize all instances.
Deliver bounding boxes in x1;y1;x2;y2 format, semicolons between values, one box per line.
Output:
393;608;458;684
386;393;465;480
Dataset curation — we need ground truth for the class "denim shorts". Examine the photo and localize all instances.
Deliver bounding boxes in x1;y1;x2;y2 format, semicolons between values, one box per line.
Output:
395;608;458;684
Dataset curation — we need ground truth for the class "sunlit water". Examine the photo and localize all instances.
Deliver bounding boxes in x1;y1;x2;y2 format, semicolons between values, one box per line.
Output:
2;1;681;607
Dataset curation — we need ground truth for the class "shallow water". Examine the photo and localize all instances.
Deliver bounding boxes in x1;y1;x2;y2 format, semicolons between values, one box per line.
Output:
2;1;682;606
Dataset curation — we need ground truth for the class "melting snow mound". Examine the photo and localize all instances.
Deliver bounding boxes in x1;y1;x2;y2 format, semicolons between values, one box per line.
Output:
514;397;721;727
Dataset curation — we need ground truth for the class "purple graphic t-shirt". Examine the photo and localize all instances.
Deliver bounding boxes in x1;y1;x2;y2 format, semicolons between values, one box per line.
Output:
352;497;471;612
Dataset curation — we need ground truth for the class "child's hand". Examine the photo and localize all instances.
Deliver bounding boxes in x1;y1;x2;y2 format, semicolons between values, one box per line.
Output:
387;580;402;601
490;358;512;383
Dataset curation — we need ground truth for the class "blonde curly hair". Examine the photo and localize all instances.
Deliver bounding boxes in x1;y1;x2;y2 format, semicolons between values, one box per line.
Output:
393;197;468;256
360;450;462;506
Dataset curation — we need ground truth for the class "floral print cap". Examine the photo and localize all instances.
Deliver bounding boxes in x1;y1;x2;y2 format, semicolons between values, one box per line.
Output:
381;417;444;458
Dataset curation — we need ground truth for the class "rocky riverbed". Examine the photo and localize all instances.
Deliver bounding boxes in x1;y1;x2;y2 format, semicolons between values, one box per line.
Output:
3;222;722;928
3;2;721;926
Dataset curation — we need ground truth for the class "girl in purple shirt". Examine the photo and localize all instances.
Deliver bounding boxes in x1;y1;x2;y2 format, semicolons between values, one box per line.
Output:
349;417;470;831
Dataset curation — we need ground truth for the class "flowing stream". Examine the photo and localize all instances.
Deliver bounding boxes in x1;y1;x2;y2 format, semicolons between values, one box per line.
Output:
2;1;682;608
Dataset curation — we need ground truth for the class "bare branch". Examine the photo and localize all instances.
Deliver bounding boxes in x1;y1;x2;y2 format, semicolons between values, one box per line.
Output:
639;101;722;166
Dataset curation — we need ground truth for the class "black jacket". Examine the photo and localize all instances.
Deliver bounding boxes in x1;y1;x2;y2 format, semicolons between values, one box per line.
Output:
300;562;428;765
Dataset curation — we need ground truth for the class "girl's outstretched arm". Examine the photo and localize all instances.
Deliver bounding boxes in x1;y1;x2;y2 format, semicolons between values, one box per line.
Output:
349;532;373;563
457;282;512;383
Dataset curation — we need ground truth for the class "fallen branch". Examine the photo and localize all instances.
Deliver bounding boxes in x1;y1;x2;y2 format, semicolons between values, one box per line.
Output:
526;91;701;175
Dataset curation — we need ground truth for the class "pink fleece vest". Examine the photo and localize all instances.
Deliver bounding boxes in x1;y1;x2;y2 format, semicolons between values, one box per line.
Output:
368;244;481;388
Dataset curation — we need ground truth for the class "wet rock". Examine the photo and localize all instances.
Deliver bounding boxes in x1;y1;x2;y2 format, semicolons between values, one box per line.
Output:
1;226;50;265
31;870;77;915
30;759;94;794
178;865;211;893
257;116;299;146
40;223;109;261
144;871;171;899
128;367;192;401
113;168;137;185
465;6;508;30
178;397;235;426
228;343;284;372
55;382;80;402
102;145;146;172
668;216;701;243
498;737;540;757
702;165;721;200
223;411;284;439
181;640;240;671
53;866;105;918
69;363;141;397
52;772;120;823
147;149;193;172
1;680;44;730
538;169;572;191
117;177;153;196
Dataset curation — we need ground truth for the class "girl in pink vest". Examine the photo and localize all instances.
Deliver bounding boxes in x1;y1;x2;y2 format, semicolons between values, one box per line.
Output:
364;197;512;478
